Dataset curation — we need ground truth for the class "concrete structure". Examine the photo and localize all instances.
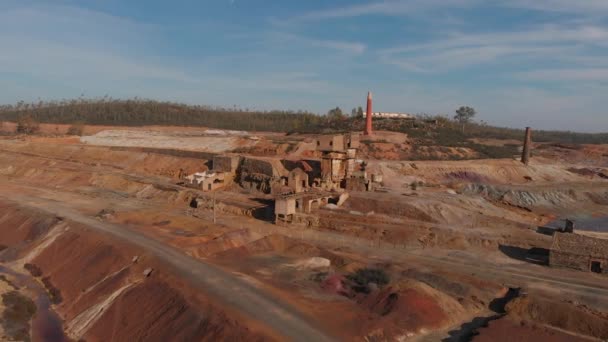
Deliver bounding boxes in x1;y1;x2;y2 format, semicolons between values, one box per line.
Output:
365;92;373;136
317;133;361;190
346;133;360;149
275;196;297;224
317;135;345;152
213;155;240;173
317;133;360;152
314;132;382;191
521;127;532;165
184;171;229;191
564;219;575;233
239;157;288;193
288;168;309;193
345;168;375;192
549;232;608;274
274;191;337;225
537;219;576;236
182;154;241;192
371;112;415;119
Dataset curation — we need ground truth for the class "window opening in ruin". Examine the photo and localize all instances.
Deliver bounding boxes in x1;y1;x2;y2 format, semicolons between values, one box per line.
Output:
302;180;306;188
208;184;212;190
329;141;333;146
591;261;602;273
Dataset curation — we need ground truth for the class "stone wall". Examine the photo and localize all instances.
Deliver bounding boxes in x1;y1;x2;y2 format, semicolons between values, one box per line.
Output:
345;177;367;192
240;157;276;177
317;135;345;152
213;155;240;173
550;251;608;273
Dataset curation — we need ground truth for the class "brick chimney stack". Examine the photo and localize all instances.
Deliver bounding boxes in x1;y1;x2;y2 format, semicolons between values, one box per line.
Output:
521;127;532;165
364;91;373;136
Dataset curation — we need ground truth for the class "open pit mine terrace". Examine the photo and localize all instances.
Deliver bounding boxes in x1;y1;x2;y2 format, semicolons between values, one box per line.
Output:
0;126;607;341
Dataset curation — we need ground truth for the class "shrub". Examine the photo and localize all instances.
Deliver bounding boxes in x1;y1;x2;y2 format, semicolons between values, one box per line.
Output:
41;277;62;304
15;115;39;134
23;263;42;277
67;122;85;136
1;291;37;341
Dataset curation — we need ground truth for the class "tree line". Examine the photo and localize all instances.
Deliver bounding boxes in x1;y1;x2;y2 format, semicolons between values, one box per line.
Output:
1;98;606;144
0;97;324;132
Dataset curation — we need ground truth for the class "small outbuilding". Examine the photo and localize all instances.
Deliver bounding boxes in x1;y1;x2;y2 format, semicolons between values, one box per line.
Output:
317;135;346;152
288;168;309;193
275;196;297;224
549;232;608;274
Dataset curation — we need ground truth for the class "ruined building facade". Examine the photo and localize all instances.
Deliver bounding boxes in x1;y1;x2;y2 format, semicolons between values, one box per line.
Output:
549;232;608;274
183;154;240;191
317;133;360;190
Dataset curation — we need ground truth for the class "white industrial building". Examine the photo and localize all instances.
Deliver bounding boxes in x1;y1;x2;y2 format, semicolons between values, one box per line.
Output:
371;112;415;119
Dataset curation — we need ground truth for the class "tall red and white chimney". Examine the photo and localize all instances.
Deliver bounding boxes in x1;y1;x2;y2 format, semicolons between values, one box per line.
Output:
364;91;373;136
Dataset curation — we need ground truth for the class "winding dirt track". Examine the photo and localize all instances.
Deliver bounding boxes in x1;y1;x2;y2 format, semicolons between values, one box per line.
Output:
0;193;333;342
1;143;608;338
209;214;608;311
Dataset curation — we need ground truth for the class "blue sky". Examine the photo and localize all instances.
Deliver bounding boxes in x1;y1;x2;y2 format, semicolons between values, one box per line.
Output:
1;0;608;131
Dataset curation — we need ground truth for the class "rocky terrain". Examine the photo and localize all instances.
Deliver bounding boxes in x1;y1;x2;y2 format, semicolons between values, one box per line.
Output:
0;126;606;341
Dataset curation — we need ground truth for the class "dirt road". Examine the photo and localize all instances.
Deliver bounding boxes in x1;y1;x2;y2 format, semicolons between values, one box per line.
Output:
205;213;608;311
0;193;333;342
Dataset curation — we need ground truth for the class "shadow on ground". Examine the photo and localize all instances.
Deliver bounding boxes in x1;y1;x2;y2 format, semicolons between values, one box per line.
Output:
443;288;520;341
499;245;549;266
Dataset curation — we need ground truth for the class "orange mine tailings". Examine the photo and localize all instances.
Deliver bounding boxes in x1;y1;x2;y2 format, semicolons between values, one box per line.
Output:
365;91;373;136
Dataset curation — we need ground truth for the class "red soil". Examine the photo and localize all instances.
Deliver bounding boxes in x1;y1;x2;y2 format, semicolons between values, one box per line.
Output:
86;279;268;342
321;275;347;295
506;296;608;340
0;141;207;179
0;202;276;341
0;203;60;250
31;229;137;318
360;286;449;337
216;234;320;258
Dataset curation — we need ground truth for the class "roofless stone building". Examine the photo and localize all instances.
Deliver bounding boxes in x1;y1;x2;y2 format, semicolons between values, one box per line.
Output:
549;232;608;274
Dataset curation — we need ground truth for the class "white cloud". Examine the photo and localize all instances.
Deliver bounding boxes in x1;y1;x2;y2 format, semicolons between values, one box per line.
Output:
309;39;366;54
516;68;608;81
0;4;191;83
505;0;608;14
0;35;199;83
1;2;607;132
0;4;347;106
291;0;608;23
290;0;477;21
379;24;608;72
238;31;367;55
